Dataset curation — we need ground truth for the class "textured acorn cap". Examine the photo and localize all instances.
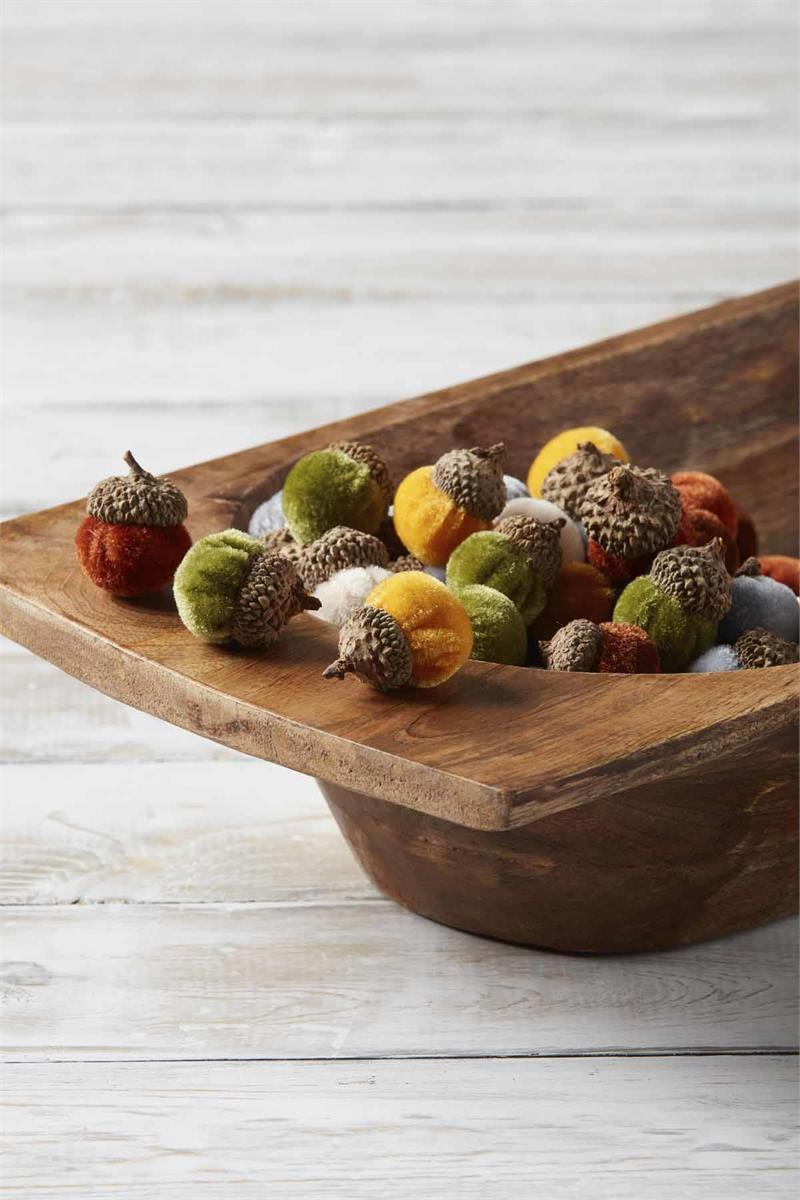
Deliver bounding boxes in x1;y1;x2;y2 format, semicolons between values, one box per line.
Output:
323;604;413;691
736;556;762;578
231;551;321;648
735;627;799;670
87;451;188;527
389;553;426;573
328;441;393;504
540;618;603;672
431;443;507;521
494;514;564;590
581;464;681;558
650;538;732;621
540;441;618;518
296;525;389;590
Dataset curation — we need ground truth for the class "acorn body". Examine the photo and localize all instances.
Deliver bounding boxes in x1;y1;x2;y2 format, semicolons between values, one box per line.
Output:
323;571;473;690
718;559;799;644
311;565;392;627
392;445;507;568
690;628;799;672
457;584;528;665
671;471;739;539
530;560;614;641
75;451;191;597
446;529;546;624
527;427;628;498
283;441;391;545
248;490;285;537
759;555;800;596
613;576;718;672
540;618;660;674
174;529;319;648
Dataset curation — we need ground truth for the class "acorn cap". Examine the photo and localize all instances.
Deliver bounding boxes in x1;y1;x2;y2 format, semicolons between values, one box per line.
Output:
581;464;681;559
539;618;603;672
540;441;618;518
736;556;762;578
87;451;188;527
431;444;507;521
650;538;732;620
231;552;320;649
323;604;413;691
328;441;393;504
296;526;389;590
735;627;799;670
494;514;564;590
389;553;426;573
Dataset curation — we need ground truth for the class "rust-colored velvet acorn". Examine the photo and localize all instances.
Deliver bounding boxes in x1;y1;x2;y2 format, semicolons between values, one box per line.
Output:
75;451;191;596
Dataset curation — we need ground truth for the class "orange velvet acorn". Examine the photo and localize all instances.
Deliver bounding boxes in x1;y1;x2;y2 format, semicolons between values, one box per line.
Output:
392;444;507;567
75;451;191;596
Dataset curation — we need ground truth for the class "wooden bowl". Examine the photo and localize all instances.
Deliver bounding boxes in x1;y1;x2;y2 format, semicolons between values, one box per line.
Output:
1;284;797;953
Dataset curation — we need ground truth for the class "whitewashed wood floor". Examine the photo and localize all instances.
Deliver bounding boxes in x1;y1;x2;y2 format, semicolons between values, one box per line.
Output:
1;2;798;1196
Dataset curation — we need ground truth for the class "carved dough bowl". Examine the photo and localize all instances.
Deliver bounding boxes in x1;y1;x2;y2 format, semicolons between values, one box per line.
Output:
1;284;797;952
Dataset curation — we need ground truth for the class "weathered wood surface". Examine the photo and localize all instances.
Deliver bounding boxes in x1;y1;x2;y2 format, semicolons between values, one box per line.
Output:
2;1057;797;1200
1;903;795;1060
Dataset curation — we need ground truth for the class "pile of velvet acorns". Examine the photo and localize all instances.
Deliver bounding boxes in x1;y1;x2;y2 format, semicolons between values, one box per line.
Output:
75;429;800;692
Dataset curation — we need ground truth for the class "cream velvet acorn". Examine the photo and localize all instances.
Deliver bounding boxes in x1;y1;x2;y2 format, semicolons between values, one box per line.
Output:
174;529;320;648
582;463;681;584
614;538;731;671
393;444;507;566
294;525;392;627
282;440;392;545
540;441;618;520
75;450;191;597
323;571;473;691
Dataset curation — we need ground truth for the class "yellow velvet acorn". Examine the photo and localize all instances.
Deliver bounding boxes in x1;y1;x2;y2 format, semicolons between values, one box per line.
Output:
527;427;629;498
392;444;507;567
323;570;473;691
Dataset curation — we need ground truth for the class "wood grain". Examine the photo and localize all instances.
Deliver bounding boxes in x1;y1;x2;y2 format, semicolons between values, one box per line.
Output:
2;1056;796;1200
1;904;795;1060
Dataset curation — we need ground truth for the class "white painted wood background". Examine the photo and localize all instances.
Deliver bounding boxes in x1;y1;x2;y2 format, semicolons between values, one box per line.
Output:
1;1;797;1196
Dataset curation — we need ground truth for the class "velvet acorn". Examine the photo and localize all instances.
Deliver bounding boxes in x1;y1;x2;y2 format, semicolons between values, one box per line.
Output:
582;464;681;585
174;529;320;648
613;540;729;672
495;496;585;563
247;490;286;538
718;558;799;645
392;444;507;567
529;560;614;641
527;426;629;498
445;528;545;624
690;628;799;672
540;441;618;519
503;474;530;501
323;571;473;691
671;471;739;539
75;451;192;597
457;584;528;666
759;555;800;596
282;440;392;546
540;619;660;674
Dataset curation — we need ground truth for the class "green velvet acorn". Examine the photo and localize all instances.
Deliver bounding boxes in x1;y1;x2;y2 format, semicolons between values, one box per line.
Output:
457;584;528;666
613;576;717;672
282;441;392;546
446;529;546;624
174;528;319;648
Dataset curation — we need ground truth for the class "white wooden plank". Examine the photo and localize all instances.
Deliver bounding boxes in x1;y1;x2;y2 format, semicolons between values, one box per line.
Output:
0;762;374;905
1;1056;796;1200
4;118;794;211
3;0;794;124
0;650;244;763
0;904;795;1059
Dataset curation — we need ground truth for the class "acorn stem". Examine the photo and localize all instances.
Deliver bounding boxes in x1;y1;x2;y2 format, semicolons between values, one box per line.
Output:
322;657;354;680
301;593;322;612
736;556;762;577
123;450;147;477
